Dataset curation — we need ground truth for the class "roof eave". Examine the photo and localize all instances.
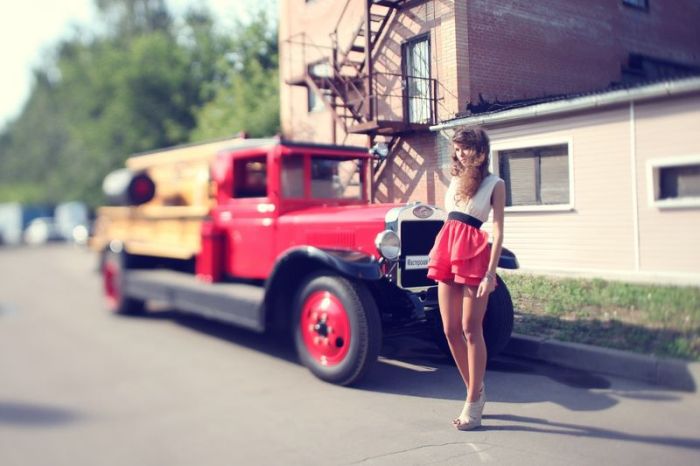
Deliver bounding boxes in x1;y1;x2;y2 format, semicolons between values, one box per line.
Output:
430;76;700;132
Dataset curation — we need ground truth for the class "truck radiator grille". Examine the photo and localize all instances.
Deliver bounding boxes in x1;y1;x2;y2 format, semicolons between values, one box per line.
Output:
398;220;443;288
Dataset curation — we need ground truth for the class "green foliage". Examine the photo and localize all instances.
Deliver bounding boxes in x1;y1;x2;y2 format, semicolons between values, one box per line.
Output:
504;272;700;360
505;273;700;324
0;183;47;203
191;60;280;139
95;0;172;38
191;9;280;140
0;1;280;207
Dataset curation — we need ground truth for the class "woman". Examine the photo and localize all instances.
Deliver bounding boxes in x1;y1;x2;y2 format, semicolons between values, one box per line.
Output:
427;126;505;430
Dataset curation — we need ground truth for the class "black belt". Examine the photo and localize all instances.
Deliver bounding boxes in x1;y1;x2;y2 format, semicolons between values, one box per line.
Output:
447;211;483;229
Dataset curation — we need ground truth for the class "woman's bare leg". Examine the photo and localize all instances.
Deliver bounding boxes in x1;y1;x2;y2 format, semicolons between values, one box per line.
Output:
462;285;489;402
437;280;469;390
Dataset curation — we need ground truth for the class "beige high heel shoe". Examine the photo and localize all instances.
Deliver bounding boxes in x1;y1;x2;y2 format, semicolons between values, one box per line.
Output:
454;400;484;431
452;385;485;430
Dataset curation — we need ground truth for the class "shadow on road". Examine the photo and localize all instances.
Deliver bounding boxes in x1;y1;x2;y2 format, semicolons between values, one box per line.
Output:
483;413;700;451
362;335;625;412
0;401;80;427
130;309;299;363
123;309;683;414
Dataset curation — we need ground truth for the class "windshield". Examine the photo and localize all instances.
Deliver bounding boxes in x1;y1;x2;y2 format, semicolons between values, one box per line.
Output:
281;155;364;200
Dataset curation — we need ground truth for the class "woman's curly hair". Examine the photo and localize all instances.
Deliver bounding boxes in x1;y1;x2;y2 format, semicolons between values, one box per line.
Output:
450;126;491;204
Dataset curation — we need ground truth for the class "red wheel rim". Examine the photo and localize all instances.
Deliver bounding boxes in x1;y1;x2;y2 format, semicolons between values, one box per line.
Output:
300;291;351;367
103;261;119;309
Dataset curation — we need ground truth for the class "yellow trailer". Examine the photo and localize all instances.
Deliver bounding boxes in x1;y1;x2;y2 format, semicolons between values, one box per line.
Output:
91;137;242;259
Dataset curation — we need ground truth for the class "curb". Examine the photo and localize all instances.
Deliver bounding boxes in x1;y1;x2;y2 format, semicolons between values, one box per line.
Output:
503;333;700;393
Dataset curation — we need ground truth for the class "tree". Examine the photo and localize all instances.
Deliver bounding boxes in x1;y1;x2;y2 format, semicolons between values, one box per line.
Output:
95;0;172;38
0;69;71;201
191;9;280;140
0;1;281;205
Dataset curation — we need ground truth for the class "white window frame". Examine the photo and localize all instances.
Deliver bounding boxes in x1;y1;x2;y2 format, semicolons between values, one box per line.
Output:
403;34;432;124
307;61;332;113
646;154;700;209
308;88;331;113
491;136;575;213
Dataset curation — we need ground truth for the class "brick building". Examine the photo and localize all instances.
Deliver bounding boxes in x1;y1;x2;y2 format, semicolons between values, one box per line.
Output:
279;0;700;282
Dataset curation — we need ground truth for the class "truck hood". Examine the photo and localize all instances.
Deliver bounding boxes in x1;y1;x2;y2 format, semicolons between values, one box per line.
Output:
277;203;405;258
279;203;401;225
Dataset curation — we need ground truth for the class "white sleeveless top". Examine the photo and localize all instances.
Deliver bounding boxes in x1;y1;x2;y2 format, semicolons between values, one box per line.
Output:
444;174;502;223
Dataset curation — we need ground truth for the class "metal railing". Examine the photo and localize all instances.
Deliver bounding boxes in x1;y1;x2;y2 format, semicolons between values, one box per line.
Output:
282;36;438;129
367;71;438;126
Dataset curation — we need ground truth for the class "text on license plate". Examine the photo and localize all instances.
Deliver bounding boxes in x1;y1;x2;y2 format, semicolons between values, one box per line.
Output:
405;255;429;270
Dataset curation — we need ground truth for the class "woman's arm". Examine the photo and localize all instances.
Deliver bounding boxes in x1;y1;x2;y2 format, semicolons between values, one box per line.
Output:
477;180;506;298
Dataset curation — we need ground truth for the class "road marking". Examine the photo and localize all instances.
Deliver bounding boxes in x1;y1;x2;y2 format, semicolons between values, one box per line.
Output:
378;356;437;372
466;442;495;462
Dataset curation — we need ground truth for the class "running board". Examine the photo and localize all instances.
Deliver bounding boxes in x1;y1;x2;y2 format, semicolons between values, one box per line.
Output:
124;270;265;332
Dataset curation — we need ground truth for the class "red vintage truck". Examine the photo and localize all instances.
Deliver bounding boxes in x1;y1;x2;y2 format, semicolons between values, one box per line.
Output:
92;136;518;385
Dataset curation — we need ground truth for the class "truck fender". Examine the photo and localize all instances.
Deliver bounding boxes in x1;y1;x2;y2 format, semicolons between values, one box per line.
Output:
498;246;519;270
262;246;382;335
276;246;382;282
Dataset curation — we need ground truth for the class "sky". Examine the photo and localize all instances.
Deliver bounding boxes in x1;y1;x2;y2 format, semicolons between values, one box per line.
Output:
0;0;273;128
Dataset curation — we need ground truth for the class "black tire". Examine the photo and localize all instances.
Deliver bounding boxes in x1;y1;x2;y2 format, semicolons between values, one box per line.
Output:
483;275;515;357
293;273;381;386
426;310;452;359
102;250;145;315
428;275;514;360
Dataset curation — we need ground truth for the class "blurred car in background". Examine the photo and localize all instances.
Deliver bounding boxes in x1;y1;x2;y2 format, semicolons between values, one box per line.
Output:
55;201;90;243
0;203;54;246
23;217;63;245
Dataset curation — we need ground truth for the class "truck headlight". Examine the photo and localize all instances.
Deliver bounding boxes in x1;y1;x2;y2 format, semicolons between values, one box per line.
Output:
374;230;401;261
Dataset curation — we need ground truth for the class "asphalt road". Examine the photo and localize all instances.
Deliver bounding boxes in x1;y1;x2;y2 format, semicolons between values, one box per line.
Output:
1;244;699;466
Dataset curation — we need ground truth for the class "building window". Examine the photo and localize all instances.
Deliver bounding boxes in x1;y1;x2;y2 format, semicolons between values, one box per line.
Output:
495;142;571;209
647;156;700;209
307;61;332;113
308;89;329;112
622;0;648;10
308;88;332;113
403;35;432;124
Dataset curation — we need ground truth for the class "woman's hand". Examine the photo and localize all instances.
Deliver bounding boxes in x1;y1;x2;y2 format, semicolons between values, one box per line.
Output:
476;273;496;298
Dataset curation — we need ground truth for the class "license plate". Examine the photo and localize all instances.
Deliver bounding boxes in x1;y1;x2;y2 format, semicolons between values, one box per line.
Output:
405;255;429;270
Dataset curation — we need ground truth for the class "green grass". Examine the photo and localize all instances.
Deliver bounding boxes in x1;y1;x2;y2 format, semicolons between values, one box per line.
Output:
501;272;700;361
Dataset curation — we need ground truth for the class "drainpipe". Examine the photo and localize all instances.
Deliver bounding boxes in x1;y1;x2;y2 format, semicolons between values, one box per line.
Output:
365;0;374;121
331;32;338;145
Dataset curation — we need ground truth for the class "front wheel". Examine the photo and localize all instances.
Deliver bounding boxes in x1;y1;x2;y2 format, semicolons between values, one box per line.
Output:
428;275;514;360
293;273;381;386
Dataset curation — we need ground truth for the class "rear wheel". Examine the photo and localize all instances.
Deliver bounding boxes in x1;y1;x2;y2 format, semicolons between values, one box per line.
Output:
293;273;381;386
428;275;514;360
102;250;145;315
483;275;515;357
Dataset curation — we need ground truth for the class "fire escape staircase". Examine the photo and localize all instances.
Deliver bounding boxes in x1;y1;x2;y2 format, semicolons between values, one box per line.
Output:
287;0;431;158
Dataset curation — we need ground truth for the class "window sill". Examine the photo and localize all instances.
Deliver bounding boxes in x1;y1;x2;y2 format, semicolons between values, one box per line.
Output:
653;198;700;210
505;204;574;213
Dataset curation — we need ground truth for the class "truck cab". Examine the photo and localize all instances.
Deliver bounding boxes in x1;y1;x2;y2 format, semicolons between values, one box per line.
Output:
206;140;385;280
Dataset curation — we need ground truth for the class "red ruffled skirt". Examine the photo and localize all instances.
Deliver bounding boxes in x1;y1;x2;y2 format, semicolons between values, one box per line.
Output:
427;219;490;286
